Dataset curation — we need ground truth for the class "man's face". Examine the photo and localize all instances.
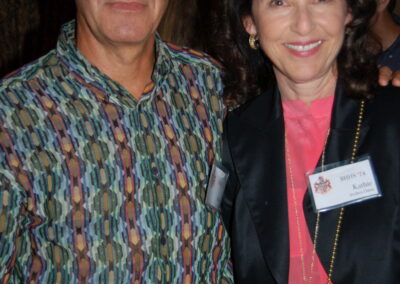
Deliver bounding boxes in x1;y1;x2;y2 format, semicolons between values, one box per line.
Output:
75;0;169;46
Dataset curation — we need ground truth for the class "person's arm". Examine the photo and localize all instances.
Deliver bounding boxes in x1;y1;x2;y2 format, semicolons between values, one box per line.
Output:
379;66;400;86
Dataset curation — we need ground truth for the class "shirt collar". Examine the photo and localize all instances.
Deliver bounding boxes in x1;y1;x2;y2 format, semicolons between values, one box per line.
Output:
282;95;334;119
56;20;173;97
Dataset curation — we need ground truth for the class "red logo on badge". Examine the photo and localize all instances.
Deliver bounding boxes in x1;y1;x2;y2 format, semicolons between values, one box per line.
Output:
314;176;332;194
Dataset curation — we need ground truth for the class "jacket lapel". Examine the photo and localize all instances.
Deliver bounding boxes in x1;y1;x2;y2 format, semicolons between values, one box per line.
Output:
232;87;289;284
303;85;371;275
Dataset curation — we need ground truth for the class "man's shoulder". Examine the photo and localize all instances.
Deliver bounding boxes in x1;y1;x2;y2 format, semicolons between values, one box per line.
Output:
0;49;59;94
389;33;400;51
163;42;222;73
379;33;400;71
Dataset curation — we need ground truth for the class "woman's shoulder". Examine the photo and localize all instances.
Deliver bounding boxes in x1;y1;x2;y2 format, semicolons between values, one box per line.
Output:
224;87;282;139
227;87;277;119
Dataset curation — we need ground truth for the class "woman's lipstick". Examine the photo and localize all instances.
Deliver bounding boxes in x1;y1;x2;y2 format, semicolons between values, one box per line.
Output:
284;40;323;57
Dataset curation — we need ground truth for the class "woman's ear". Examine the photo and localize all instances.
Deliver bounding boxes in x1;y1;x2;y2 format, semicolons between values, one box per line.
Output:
345;7;353;25
242;14;257;35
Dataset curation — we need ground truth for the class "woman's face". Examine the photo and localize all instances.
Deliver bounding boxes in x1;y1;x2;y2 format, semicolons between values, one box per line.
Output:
243;0;352;84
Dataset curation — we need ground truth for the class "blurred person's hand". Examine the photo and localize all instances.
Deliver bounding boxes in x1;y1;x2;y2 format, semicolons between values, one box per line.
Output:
379;66;400;87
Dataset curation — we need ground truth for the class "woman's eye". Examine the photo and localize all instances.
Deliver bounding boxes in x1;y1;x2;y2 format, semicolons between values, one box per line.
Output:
271;0;285;6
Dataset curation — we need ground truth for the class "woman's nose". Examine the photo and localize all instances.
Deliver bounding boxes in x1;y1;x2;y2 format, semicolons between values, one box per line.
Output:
291;5;315;35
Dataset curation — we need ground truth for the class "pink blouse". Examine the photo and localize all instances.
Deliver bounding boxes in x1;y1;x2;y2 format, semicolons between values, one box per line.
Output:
282;95;334;284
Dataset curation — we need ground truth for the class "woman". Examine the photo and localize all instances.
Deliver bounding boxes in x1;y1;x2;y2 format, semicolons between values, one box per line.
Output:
212;0;400;283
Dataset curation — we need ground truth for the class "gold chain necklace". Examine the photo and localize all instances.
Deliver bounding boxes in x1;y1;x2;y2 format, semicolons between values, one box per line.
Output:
286;132;329;284
285;99;365;284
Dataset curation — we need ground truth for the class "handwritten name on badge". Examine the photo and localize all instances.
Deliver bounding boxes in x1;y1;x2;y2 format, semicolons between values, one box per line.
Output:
308;159;381;212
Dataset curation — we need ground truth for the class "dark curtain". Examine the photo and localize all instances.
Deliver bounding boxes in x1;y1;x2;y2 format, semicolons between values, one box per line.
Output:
0;0;75;77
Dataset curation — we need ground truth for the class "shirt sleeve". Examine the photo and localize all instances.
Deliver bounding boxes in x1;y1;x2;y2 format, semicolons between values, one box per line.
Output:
0;143;28;281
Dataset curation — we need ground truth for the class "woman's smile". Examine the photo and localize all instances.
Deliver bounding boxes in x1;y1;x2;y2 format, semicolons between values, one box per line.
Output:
284;40;324;57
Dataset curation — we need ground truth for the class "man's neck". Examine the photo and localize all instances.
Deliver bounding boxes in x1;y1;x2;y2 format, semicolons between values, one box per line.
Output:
77;27;156;100
373;11;400;51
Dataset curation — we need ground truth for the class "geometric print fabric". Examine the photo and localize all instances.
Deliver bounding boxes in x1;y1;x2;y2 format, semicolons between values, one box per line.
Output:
0;21;233;283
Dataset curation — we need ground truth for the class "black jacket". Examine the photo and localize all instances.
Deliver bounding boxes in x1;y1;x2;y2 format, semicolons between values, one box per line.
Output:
221;84;400;283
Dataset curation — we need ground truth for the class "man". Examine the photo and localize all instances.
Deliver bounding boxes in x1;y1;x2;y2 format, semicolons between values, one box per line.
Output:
0;0;232;283
372;0;400;71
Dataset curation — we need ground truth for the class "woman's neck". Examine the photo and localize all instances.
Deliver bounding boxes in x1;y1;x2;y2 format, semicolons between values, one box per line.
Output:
275;68;338;107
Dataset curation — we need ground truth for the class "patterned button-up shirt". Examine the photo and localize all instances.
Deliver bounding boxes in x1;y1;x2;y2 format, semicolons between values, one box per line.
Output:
0;21;233;284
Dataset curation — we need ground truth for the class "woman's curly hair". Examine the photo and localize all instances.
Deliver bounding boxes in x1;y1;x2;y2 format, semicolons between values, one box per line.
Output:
206;0;381;108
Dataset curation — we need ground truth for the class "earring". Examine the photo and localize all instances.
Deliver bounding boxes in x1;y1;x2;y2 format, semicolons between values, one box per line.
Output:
249;34;259;50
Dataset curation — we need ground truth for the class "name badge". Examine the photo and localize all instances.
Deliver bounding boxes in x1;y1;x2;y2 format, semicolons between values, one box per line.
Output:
307;156;382;213
205;163;229;210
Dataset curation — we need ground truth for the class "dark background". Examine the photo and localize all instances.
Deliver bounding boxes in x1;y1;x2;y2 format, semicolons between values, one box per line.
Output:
0;0;75;77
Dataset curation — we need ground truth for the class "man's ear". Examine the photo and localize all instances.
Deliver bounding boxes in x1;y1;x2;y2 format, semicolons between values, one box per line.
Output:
242;14;257;36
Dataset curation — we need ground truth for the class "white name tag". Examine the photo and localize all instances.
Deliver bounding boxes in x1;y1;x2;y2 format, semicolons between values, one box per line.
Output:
307;157;382;212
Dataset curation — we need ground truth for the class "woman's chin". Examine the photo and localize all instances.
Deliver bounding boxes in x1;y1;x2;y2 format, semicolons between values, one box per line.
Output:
275;65;337;85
